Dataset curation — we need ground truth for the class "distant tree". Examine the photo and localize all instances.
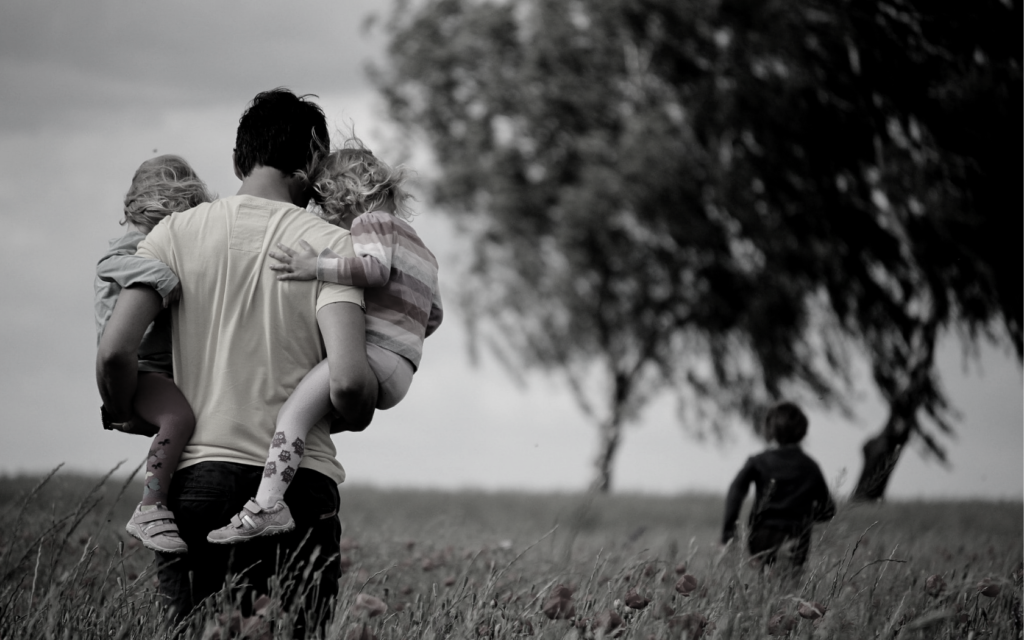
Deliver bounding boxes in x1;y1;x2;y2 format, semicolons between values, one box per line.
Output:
373;0;1021;494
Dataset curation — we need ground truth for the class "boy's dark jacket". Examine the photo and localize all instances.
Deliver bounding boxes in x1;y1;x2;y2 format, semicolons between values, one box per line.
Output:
722;444;836;543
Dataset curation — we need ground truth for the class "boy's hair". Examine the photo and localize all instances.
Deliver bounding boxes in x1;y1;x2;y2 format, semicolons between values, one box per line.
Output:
234;88;329;178
304;135;414;224
765;402;808;445
123;155;214;231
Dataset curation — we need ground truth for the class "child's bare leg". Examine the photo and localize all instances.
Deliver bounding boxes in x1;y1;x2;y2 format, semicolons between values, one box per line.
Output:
125;372;194;554
254;360;333;510
134;372;195;506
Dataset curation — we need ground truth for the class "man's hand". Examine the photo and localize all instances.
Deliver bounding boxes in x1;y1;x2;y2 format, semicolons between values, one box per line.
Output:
269;241;318;281
329;410;366;434
101;406;159;437
97;286;162;421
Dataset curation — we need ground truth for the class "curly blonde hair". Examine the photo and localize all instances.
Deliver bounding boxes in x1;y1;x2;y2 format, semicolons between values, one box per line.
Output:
303;137;414;226
123;155;214;231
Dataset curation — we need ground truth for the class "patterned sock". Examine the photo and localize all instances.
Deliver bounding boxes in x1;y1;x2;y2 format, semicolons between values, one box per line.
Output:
254;431;305;510
140;432;185;506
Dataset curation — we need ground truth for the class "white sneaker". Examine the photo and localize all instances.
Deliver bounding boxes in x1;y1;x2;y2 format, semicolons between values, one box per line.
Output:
206;499;295;544
126;503;188;554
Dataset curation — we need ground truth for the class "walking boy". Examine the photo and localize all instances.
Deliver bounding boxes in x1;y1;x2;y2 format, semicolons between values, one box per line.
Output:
721;402;836;575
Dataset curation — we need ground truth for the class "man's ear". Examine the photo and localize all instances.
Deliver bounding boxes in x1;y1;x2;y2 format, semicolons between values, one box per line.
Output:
232;151;244;180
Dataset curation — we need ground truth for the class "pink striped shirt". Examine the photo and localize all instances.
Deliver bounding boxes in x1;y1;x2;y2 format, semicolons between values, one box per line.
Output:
316;210;442;369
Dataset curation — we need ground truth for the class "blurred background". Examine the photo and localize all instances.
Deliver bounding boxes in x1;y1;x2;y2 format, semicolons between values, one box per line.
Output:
0;0;1020;500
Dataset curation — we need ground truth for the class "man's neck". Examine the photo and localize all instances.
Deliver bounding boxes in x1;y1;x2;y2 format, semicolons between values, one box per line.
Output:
236;165;305;206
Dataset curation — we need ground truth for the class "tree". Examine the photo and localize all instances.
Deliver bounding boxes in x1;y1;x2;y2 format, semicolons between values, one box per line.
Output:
372;0;1022;494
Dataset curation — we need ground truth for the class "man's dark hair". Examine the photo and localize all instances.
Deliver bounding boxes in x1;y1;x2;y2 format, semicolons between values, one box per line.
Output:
765;402;808;445
234;88;329;178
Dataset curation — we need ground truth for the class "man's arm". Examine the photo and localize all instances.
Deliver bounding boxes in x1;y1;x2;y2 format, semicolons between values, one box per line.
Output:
96;286;163;421
316;302;377;430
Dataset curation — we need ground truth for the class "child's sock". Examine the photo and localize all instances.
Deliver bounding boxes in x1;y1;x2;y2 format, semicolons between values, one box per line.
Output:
254;430;305;509
140;429;187;507
253;360;332;511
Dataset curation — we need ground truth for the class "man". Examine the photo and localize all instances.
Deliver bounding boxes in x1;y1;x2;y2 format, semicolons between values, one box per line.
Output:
96;88;377;632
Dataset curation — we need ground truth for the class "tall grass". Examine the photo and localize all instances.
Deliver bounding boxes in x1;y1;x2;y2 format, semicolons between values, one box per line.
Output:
0;468;1020;638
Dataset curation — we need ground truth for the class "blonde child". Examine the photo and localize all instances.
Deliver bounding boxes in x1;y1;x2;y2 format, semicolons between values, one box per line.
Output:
95;155;213;554
207;140;443;543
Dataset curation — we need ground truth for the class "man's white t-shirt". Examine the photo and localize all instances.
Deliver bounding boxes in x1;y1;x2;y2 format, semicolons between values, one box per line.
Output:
137;195;363;484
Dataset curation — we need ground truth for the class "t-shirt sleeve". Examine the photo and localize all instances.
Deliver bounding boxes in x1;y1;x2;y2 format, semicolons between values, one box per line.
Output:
136;218;174;268
96;252;179;299
314;227;364;311
316;281;364;311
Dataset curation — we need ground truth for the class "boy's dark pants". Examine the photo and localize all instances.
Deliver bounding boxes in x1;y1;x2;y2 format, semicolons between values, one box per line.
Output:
748;525;812;573
156;462;342;634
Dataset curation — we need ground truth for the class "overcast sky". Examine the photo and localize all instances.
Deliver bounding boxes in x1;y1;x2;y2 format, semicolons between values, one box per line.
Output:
0;1;1020;501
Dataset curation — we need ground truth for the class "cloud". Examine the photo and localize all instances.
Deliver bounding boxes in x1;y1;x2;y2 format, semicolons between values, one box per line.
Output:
0;0;388;131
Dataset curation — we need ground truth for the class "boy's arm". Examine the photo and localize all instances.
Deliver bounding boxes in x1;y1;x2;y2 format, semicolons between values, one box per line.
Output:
271;215;395;288
318;214;396;288
722;459;756;544
96;286;163;421
315;246;390;288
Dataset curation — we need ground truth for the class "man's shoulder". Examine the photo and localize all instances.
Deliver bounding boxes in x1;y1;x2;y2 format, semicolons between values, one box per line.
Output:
283;208;354;252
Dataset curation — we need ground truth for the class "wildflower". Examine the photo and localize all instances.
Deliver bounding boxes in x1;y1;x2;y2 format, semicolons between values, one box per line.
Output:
594;610;624;633
767;613;797;636
797;601;826;619
625;588;650;610
346;622;376;640
353;593;388;617
675;573;698;596
542;585;575;619
977;578;1001;597
924;574;945;597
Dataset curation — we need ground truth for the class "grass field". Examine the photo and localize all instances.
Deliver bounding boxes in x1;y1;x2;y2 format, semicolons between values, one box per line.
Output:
0;466;1020;639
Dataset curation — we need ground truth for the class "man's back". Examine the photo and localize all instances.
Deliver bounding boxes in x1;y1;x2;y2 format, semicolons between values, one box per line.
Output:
137;194;362;483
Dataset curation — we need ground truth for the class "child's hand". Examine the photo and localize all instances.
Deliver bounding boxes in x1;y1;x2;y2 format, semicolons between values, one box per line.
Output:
269;241;318;281
163;283;182;308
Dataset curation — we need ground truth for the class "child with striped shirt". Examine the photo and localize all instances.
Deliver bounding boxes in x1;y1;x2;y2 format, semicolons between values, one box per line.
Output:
207;139;443;543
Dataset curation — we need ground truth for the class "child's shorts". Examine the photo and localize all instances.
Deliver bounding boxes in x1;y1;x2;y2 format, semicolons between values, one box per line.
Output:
366;343;414;410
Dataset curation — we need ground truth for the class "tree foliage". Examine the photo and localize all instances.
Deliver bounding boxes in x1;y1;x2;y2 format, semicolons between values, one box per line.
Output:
373;0;1022;492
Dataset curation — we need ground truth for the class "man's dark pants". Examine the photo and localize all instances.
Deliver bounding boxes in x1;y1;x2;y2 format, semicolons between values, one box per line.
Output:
156;462;342;634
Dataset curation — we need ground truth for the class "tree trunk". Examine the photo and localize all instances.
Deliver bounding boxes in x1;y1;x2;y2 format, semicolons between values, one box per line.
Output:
854;315;940;501
853;411;913;501
591;418;623;493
